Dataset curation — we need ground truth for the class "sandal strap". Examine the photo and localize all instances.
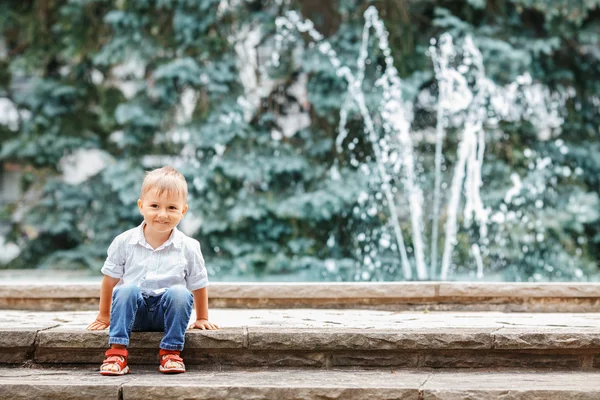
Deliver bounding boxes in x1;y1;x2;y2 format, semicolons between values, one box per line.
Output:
159;349;180;356
101;353;128;373
105;348;128;358
103;355;125;364
161;354;183;363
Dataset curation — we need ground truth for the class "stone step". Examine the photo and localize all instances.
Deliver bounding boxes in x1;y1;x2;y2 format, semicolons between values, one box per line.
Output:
3;281;600;311
1;366;600;399
3;310;600;369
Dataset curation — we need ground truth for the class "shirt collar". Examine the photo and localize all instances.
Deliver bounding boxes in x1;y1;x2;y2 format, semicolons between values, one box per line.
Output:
129;221;183;249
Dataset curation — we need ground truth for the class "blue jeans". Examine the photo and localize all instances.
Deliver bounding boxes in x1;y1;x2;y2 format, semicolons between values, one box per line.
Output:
108;284;193;351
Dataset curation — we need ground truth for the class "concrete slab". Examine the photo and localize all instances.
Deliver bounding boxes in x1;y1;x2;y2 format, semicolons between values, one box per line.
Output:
4;281;600;311
0;328;38;364
438;282;600;298
2;367;600;400
122;368;424;400
4;310;600;368
423;370;600;399
0;366;128;400
246;328;494;350
0;281;438;299
493;327;600;349
2;309;600;330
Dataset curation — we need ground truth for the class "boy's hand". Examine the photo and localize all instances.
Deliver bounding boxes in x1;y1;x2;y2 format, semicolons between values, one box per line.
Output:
87;316;110;330
188;319;219;330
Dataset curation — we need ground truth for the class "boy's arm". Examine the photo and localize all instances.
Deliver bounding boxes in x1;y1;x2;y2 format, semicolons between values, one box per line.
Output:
189;287;219;330
87;275;120;330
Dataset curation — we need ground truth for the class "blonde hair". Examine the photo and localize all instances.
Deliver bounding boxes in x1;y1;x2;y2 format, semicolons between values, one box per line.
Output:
140;166;188;201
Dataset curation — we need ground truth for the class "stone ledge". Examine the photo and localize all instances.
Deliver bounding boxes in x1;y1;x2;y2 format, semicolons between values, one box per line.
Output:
0;329;37;364
4;310;600;368
4;282;600;311
246;328;494;350
437;282;600;298
493;328;600;349
1;282;440;299
3;326;600;369
35;328;246;350
29;327;600;353
2;367;600;400
5;282;600;299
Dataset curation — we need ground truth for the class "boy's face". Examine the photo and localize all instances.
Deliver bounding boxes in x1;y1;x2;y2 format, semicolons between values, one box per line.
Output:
137;189;188;236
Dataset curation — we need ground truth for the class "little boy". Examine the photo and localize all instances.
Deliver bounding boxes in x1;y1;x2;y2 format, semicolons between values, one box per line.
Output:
87;166;218;375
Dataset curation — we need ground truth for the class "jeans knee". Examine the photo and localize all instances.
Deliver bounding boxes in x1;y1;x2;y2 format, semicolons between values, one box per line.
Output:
113;284;141;302
163;285;192;308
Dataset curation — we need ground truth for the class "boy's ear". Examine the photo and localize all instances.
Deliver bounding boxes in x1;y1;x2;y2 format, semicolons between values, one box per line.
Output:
182;204;189;215
137;199;143;212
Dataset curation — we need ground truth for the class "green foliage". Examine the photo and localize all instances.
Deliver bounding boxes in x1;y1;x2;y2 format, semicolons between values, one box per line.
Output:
1;0;599;283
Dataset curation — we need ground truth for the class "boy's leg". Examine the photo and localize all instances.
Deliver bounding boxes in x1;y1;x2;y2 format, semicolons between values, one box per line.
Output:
101;284;146;375
154;286;192;373
157;285;193;351
108;284;146;348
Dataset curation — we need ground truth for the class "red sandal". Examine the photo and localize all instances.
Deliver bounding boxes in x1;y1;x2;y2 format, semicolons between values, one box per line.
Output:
100;348;130;376
159;349;185;374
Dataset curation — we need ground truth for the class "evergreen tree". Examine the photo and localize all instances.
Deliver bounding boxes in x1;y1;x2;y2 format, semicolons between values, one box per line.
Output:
0;0;598;282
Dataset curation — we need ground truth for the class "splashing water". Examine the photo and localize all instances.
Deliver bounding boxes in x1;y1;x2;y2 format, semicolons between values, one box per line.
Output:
429;33;474;279
272;6;569;280
274;8;425;280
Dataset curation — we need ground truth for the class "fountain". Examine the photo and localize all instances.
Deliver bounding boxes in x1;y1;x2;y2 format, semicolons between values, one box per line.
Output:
272;6;570;281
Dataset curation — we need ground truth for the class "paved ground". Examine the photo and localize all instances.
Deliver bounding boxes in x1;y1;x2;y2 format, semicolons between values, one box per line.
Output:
2;366;600;400
3;309;600;330
4;310;600;398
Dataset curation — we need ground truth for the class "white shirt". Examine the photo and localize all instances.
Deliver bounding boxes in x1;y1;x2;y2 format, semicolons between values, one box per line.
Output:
101;222;209;295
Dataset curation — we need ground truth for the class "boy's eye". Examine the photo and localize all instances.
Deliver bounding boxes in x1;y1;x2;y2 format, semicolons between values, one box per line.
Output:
169;206;177;210
150;204;158;208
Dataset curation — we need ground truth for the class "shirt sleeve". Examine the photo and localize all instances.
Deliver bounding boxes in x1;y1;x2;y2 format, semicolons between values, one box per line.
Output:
185;240;209;291
100;236;126;278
